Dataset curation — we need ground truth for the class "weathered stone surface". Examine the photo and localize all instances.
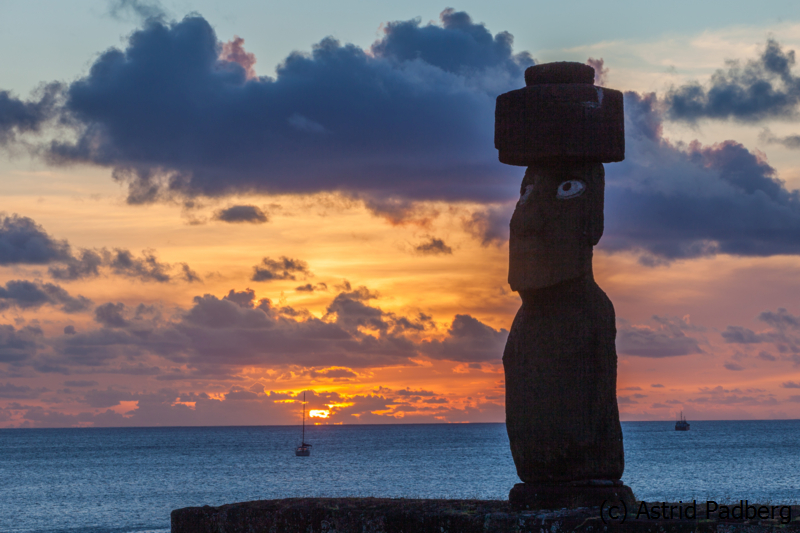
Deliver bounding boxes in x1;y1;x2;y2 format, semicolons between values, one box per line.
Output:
509;481;634;511
508;162;604;292
504;273;624;483
525;62;596;86
171;498;800;533
494;62;624;165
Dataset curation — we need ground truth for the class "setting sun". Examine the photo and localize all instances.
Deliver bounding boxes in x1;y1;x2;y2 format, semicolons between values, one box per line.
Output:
309;410;330;419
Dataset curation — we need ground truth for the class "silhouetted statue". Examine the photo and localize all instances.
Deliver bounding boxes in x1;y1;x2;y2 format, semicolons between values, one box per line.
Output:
494;62;635;509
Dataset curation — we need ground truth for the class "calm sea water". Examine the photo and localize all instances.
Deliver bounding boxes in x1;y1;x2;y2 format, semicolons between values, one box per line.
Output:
2;421;799;533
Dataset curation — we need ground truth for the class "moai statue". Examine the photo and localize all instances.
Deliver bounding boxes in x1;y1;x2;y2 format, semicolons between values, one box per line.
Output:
494;62;635;509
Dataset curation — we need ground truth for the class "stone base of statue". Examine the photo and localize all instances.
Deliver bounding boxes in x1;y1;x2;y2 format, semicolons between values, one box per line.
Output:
509;480;635;511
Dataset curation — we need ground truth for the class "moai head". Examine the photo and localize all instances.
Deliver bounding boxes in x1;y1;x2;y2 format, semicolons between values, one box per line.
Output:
494;62;624;291
508;162;604;290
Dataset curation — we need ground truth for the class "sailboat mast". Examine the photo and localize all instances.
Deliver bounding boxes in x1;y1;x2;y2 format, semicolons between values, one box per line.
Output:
302;391;305;443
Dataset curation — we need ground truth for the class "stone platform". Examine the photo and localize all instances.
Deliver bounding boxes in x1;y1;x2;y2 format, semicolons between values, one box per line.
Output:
171;498;799;533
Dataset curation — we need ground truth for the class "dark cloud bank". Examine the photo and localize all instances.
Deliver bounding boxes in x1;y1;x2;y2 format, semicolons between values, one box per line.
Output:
603;90;800;264
213;205;268;223
3;284;507;375
0;214;199;283
3;13;800;264
251;256;310;282
667;39;800;123
0;280;91;313
46;9;531;205
615;315;704;358
723;307;800;364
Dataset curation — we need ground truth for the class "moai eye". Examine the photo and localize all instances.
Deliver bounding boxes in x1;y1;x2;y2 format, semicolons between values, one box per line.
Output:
518;184;534;205
556;180;586;200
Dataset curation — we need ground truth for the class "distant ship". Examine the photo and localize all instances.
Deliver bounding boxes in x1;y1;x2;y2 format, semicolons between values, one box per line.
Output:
295;391;312;456
675;411;690;431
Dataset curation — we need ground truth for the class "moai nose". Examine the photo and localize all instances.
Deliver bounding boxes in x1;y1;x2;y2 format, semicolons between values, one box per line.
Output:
494;61;625;166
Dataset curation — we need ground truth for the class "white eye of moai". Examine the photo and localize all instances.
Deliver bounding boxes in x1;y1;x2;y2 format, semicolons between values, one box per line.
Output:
556;180;586;200
519;184;534;205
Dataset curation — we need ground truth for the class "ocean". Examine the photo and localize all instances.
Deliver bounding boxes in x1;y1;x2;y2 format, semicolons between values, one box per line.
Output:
2;420;799;533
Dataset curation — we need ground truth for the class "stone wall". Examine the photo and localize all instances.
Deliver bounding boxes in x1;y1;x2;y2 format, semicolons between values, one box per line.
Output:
171;498;800;533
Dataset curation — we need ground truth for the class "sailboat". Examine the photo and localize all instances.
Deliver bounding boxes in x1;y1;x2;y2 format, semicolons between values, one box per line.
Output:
295;391;312;456
675;411;690;431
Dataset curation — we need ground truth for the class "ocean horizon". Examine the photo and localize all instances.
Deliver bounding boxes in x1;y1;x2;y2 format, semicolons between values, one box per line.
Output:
3;420;800;533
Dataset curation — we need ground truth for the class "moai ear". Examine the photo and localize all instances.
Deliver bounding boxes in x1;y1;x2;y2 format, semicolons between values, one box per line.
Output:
585;164;605;246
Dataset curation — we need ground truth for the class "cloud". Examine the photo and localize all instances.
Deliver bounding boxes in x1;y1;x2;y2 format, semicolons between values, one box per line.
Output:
758;308;800;330
758;351;777;361
414;237;452;255
0;214;71;265
781;381;800;388
421;314;508;363
295;282;327;292
106;249;172;282
49;248;172;283
587;57;608;86
0;214;199;283
461;203;513;247
63;380;98;388
395;388;437;397
0;280;92;313
721;326;766;344
601;91;800;262
667;39;800;122
107;0;166;22
0;85;61;146
0;382;48;399
213;205;268;224
616;317;702;357
724;361;745;371
6;384;507;427
373;8;531;74
0;325;41;364
308;367;357;380
180;263;201;283
94;302;129;328
47;286;410;370
759;128;800;150
82;387;136;408
723;308;800;359
49;247;197;283
46;248;102;279
219;37;256;79
251;256;311;282
689;385;777;406
10;282;505;376
42;10;527;204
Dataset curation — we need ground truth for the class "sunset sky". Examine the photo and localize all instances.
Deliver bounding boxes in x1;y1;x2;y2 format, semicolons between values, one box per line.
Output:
2;0;800;427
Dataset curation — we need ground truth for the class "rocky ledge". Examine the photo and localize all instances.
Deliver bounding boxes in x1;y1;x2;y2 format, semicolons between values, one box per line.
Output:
172;498;799;533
